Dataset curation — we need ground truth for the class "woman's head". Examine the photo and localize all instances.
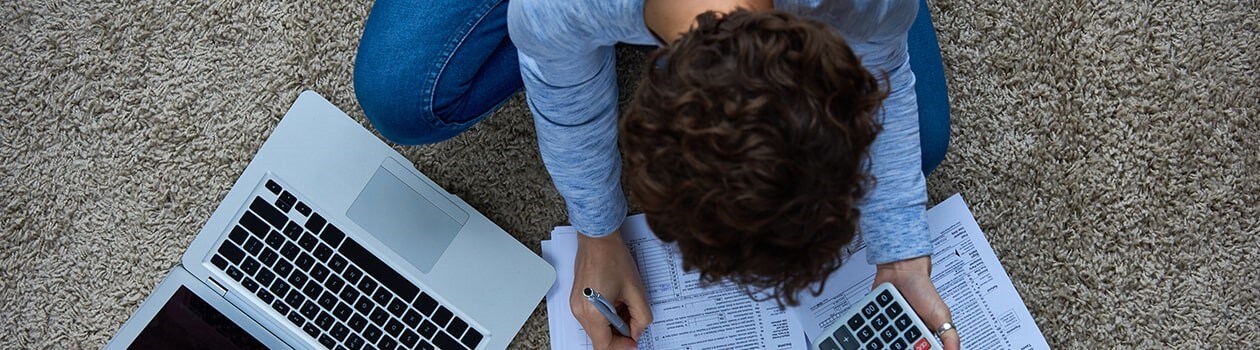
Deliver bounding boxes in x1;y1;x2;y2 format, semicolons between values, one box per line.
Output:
620;9;886;305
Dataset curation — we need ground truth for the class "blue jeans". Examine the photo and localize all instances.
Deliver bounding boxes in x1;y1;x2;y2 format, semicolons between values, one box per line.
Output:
354;0;951;174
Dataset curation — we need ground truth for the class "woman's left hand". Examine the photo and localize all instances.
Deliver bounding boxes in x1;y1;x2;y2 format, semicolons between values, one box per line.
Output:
873;256;960;350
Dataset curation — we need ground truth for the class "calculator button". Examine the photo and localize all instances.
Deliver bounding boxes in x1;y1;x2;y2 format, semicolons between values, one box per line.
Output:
862;302;879;318
857;326;875;342
871;314;889;330
881;326;898;342
865;337;883;350
889;338;908;350
913;338;931;350
819;338;842;350
832;326;861;350
886;302;904;318
847;313;865;330
895;314;913;330
904;327;923;343
876;290;894;306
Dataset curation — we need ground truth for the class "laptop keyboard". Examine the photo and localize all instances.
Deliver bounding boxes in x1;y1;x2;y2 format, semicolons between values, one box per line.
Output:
209;179;484;350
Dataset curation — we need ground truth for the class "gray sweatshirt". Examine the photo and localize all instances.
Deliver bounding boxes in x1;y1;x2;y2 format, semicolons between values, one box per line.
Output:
507;0;930;265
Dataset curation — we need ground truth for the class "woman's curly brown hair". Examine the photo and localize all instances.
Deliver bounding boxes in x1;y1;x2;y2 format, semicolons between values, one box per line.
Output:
620;9;887;306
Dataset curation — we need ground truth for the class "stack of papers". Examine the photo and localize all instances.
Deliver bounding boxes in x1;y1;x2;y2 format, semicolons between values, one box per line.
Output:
541;194;1049;349
541;215;805;349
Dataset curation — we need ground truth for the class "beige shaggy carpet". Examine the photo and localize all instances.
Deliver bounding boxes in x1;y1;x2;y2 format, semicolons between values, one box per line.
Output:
1;0;1257;348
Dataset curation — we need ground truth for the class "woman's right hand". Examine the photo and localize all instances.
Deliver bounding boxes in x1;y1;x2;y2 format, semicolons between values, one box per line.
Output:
569;231;654;350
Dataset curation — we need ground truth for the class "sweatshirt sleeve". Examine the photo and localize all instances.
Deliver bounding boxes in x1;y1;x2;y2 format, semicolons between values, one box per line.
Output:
507;0;626;237
855;36;934;265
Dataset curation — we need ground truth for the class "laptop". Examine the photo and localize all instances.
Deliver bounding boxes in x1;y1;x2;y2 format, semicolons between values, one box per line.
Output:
106;91;556;350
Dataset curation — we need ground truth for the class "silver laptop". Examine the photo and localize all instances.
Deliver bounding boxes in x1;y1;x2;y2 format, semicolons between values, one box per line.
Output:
107;91;555;350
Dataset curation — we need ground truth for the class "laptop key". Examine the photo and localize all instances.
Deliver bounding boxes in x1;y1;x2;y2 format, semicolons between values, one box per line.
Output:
431;331;462;350
299;232;319;251
288;271;309;288
328;255;348;274
362;325;384;343
302;323;320;338
331;323;350;341
285;288;305;307
243;237;264;255
311;264;331;283
319;291;339;309
275;260;294;278
279;191;297;206
387;298;407;317
417;339;436;350
447;317;468;338
385;319;404;336
270;281;290;299
320;224;346;248
226;266;244;281
377;335;398;349
318;334;336;348
241;257;261;275
316;312;336;330
296;252;316;271
460;329;483;349
295;202;312;216
280;242;301;259
355;295;375;315
228;226;249;244
239;211;270;237
315;244;334;261
305;212;327;233
418;320;438;338
288;310;306;327
255;269;276;287
259;249;279;266
346;334;365;350
340;239;420;301
349;314;369;332
242;278;260;293
339;284;360;304
325;275;346;293
402;310;423;328
265;230;285;249
301;300;320;319
257;290;274;304
342;265;363;285
369;307;390;326
210;255;229;270
373;287;393;305
414;292;438;315
283;220;304;239
303;281;323;299
399;330;420;347
218;243;246;264
358;278;379;296
272;299;291;315
333;302;354;321
265;179;283;194
433;306;453;327
251;197;287;228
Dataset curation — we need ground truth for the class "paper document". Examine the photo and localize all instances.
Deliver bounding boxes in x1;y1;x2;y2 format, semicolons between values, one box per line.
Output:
787;194;1050;349
541;215;805;349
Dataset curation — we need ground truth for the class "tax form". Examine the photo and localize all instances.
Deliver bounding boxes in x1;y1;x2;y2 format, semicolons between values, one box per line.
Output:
541;215;806;349
787;194;1051;349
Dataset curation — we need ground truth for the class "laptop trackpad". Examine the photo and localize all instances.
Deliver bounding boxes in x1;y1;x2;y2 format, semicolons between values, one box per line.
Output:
346;166;463;274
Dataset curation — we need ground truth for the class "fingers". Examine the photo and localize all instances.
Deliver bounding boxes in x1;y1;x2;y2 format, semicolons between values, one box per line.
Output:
914;297;958;350
938;328;961;350
620;283;654;341
571;298;616;350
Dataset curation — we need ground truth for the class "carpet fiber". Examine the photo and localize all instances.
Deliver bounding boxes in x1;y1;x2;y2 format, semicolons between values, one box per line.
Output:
1;0;1256;348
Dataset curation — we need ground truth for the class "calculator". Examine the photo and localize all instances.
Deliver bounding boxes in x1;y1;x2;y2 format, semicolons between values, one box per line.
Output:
813;282;944;350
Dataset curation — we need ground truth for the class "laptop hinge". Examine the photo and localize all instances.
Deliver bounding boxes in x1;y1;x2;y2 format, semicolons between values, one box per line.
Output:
206;276;229;295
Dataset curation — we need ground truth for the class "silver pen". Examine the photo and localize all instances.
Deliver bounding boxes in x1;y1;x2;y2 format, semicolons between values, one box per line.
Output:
583;287;632;337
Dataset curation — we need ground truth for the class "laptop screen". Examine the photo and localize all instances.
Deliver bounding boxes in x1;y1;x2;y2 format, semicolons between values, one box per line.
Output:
128;286;267;350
